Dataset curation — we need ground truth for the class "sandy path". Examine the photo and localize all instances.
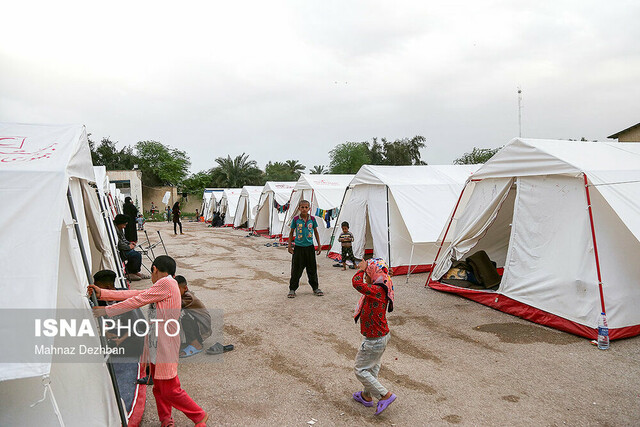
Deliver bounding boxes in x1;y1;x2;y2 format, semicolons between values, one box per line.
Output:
133;221;640;426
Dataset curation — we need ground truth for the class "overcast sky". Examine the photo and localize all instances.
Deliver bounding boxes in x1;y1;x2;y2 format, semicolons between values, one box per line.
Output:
2;1;639;174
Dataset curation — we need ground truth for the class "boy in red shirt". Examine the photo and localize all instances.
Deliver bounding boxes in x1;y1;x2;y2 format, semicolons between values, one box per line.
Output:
352;258;396;415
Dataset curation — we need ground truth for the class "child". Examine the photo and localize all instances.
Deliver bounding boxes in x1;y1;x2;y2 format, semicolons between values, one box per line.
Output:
176;276;212;358
137;213;145;231
89;256;209;427
352;258;396;416
338;221;357;270
287;200;323;298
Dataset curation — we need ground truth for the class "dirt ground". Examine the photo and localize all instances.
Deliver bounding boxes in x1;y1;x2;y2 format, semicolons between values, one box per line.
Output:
133;220;640;426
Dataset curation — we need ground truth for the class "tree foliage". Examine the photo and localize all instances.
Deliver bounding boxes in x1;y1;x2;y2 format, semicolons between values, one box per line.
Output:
135;141;191;186
310;165;328;174
265;160;305;181
329;142;371;174
89;136;137;170
179;170;214;195
453;147;500;165
211;153;264;187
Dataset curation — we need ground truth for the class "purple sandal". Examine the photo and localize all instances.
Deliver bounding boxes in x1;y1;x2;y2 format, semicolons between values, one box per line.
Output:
352;391;374;407
375;393;397;415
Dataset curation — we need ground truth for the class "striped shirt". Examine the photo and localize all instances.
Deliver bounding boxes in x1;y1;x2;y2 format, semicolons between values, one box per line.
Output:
102;275;181;380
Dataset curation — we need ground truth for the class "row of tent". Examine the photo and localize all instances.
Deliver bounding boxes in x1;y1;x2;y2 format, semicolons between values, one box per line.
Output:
203;138;640;342
0;123;144;425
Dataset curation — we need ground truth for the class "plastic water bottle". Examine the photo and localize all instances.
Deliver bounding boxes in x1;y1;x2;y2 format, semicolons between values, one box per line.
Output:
597;312;609;350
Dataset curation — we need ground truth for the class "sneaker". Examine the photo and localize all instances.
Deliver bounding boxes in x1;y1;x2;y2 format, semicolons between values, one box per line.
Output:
287;290;296;298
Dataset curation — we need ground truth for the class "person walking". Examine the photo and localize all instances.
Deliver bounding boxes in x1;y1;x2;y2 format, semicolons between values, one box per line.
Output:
173;201;183;235
123;196;139;243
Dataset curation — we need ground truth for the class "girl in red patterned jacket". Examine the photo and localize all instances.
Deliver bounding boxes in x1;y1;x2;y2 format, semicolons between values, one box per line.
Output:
351;258;396;416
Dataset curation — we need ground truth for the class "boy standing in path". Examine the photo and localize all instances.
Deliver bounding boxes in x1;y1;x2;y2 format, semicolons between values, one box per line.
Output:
287;200;324;298
90;256;208;427
352;258;396;416
338;221;357;270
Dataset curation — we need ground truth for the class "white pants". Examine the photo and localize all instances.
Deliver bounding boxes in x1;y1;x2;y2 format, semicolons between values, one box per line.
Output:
354;333;390;399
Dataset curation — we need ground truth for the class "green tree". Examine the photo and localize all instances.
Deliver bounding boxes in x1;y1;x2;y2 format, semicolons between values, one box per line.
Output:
90;136;138;170
265;160;305;181
211;153;264;187
135;141;191;186
381;135;427;165
179;170;214;195
453;147;500;165
284;160;305;179
329;142;371;173
365;138;385;165
310;165;328;174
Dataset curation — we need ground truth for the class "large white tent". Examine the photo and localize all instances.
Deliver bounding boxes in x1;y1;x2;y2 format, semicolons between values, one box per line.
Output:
428;138;640;340
220;188;243;227
253;181;296;237
281;174;354;249
233;186;264;228
203;189;224;222
330;165;478;274
0;123;126;425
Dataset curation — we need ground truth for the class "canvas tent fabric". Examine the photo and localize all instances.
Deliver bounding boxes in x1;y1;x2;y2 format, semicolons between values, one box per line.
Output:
0;123;122;425
220;188;243;227
282;174;354;249
201;189;214;220
330;165;478;274
233;186;264;228
428;138;640;340
253;181;295;237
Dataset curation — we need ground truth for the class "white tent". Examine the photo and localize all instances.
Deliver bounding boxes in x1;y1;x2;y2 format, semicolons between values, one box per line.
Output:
253;181;296;237
201;189;214;221
233;186;264;228
428;138;640;340
0;123;125;425
330;165;478;274
282;174;354;249
220;188;243;227
203;189;224;222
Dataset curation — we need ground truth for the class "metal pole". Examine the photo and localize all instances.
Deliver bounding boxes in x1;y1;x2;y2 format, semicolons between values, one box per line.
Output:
144;230;156;259
95;189;127;289
517;87;523;138
66;187;128;427
386;186;391;267
583;173;607;314
157;230;168;255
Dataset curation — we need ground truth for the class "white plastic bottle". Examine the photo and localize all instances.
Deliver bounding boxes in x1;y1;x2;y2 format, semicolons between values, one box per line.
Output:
597;312;609;350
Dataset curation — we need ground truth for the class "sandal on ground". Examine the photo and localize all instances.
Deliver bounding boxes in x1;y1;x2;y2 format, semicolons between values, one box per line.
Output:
313;289;324;296
375;393;397;415
135;376;153;385
179;345;202;358
206;342;235;355
195;413;209;427
333;263;343;267
136;272;151;279
353;391;374;407
287;290;296;298
160;418;175;427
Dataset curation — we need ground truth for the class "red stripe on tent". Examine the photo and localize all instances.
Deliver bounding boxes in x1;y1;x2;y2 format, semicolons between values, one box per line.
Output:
223;224;233;227
254;228;269;235
392;264;432;276
364;249;374;255
127;362;147;427
427;280;640;340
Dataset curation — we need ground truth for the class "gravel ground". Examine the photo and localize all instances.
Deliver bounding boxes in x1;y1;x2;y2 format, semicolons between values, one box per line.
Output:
132;221;640;426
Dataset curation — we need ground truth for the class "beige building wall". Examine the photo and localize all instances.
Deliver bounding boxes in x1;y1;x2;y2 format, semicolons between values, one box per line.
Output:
143;186;178;214
106;170;143;210
618;127;640;142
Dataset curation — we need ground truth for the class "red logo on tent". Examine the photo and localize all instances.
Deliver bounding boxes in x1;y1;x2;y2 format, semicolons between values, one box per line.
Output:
0;136;58;163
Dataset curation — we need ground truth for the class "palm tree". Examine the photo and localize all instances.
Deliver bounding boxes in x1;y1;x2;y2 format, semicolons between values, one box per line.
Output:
310;165;327;174
284;160;305;179
211;153;264;187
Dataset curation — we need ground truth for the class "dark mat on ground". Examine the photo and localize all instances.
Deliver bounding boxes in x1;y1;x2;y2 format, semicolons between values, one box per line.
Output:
113;362;140;413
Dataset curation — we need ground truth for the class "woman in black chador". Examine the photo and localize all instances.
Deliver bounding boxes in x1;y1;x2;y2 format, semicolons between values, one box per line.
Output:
173;201;183;234
123;196;139;243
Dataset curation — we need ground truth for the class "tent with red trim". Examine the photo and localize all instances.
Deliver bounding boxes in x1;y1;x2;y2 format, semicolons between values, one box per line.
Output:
253;181;295;237
281;174;354;249
428;138;640;340
233;185;263;228
329;165;477;274
219;188;242;227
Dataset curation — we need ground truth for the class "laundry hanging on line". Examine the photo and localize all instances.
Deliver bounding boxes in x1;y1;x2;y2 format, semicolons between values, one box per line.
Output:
274;201;290;213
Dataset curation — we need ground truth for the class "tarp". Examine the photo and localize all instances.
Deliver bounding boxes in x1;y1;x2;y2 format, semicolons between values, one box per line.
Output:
429;138;640;339
282;174;354;248
0;123;121;424
331;165;477;274
253;181;295;236
220;188;242;226
233;186;264;228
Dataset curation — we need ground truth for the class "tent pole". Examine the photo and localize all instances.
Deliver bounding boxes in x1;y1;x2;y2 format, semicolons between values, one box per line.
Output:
95;189;127;289
425;180;469;286
66;188;129;427
327;185;350;258
406;243;415;283
386;186;391;267
583;173;607;314
280;189;296;244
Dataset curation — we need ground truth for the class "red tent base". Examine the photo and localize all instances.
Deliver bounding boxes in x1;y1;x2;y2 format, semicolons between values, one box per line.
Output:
392;264;432;276
127;363;147;427
428;280;640;340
